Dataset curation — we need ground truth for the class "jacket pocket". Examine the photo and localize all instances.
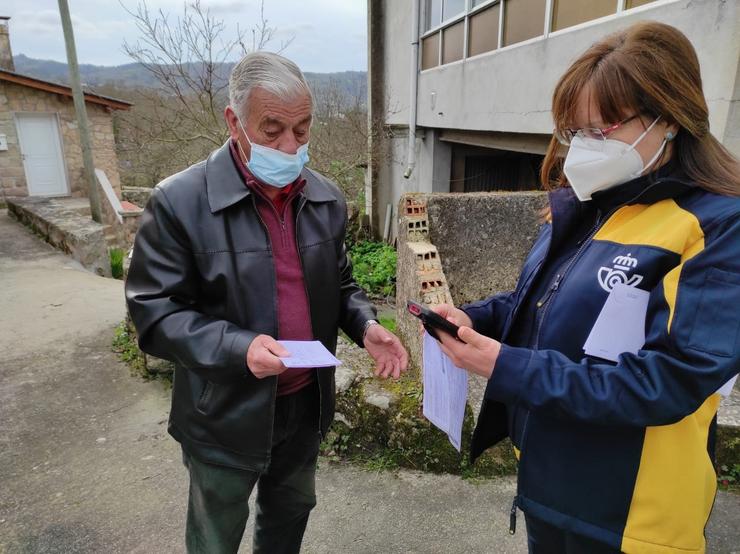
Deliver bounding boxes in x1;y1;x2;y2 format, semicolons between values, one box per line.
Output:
196;381;215;414
687;268;740;357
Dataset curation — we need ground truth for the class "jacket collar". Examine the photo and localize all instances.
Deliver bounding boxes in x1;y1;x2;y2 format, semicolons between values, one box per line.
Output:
548;160;695;225
205;141;336;213
589;159;694;214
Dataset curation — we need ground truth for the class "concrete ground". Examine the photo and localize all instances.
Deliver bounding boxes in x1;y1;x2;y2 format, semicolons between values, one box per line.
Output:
0;212;738;554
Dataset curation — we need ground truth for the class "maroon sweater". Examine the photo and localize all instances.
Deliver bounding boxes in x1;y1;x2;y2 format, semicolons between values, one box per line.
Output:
229;140;314;396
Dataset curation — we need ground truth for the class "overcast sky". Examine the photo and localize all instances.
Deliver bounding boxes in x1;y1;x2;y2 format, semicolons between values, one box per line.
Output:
2;0;367;72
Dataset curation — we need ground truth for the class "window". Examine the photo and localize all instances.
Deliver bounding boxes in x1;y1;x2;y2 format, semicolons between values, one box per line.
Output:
422;33;441;70
426;0;468;31
425;0;443;31
443;0;466;20
468;3;500;57
420;0;657;70
551;0;617;32
503;0;547;47
450;144;544;193
442;20;465;64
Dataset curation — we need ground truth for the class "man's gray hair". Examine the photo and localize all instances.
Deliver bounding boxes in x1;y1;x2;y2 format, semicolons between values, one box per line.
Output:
229;51;313;119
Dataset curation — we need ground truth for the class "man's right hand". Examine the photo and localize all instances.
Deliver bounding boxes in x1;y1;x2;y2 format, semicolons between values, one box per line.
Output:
246;335;290;378
429;303;473;329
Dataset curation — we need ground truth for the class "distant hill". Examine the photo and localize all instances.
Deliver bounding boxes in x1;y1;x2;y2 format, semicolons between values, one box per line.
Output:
12;54;366;105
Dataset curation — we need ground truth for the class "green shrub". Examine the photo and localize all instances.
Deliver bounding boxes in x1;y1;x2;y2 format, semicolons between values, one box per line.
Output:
349;240;397;297
718;463;740;492
110;248;124;279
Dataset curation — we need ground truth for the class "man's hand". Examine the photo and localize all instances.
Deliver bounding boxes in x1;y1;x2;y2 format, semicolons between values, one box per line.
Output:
437;326;501;379
364;324;409;380
247;334;289;379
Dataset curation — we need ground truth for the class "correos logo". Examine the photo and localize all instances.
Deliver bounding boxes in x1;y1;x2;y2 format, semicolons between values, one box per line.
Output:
598;253;644;292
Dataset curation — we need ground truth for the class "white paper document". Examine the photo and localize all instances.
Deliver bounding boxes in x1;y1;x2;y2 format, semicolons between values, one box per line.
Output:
584;283;737;397
584;284;650;363
278;340;342;368
422;332;468;451
717;374;738;397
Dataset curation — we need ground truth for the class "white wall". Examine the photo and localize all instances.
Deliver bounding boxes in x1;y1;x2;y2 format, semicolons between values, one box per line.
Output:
382;0;413;126
376;129;452;240
382;0;739;146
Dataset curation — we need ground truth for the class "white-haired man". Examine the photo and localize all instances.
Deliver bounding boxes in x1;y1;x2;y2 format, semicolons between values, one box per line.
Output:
125;51;408;553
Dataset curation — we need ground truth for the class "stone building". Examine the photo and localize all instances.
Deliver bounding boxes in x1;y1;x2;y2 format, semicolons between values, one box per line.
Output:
0;16;140;276
0;16;132;203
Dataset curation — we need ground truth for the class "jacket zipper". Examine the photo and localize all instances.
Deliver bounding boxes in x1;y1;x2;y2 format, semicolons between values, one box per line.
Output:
250;194;279;458
501;258;544;343
294;195;324;437
532;208;612;349
509;496;518;534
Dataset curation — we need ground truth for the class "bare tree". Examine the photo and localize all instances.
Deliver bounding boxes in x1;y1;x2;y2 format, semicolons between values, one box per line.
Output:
116;0;292;184
113;0;391;235
309;80;368;205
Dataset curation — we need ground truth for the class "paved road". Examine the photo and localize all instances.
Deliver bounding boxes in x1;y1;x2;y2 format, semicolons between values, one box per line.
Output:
0;212;738;553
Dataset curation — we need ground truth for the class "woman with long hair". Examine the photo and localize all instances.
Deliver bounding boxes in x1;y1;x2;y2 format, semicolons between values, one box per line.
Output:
432;21;740;553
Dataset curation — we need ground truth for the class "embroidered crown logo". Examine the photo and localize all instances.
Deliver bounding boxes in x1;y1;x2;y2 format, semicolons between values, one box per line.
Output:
598;253;644;292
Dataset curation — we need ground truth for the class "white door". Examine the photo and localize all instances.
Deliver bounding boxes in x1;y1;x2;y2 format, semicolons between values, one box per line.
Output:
15;113;69;196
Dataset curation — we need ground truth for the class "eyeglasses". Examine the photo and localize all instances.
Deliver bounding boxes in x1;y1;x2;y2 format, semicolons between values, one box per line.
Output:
554;114;641;145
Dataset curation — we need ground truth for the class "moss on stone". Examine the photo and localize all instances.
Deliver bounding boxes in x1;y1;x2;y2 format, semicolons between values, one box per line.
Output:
323;367;518;477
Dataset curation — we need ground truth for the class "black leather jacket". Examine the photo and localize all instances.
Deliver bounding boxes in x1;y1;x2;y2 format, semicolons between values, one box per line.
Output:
125;141;376;471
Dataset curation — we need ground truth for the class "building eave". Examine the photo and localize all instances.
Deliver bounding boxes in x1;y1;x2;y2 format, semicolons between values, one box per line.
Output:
0;68;133;110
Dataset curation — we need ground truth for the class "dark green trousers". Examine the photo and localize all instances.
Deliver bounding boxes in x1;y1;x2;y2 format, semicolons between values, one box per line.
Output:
182;383;321;554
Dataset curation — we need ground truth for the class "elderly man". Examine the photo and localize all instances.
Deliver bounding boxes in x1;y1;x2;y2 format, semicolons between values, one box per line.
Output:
125;51;408;553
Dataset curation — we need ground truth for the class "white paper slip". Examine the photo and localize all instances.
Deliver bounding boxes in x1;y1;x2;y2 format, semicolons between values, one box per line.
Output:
584;284;650;363
422;332;468;452
717;374;738;397
278;340;342;368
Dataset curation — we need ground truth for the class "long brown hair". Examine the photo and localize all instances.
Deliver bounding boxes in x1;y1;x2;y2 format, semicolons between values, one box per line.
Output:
540;21;740;196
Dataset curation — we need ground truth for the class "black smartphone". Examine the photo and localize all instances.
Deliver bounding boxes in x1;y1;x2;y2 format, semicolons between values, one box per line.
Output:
406;300;463;342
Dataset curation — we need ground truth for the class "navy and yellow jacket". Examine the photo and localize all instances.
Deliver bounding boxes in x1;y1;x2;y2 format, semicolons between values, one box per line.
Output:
465;168;740;553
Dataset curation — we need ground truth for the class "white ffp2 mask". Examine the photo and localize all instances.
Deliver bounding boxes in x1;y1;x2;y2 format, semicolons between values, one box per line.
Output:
563;116;666;201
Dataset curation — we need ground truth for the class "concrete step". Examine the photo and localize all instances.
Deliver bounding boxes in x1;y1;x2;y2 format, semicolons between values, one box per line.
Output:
5;196;111;277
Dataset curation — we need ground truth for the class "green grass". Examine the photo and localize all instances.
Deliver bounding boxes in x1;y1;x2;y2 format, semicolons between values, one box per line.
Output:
112;320;146;375
379;315;396;333
109;248;124;280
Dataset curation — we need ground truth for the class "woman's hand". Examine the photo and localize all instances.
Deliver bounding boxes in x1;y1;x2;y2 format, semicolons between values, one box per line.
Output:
437;325;501;379
429;303;473;329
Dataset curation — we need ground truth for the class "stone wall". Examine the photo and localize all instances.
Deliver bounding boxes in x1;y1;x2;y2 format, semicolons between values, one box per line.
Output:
122;186;153;209
0;80;123;201
426;192;547;305
396;191;547;417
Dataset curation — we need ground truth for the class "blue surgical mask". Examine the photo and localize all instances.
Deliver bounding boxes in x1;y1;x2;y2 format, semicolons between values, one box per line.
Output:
236;117;309;188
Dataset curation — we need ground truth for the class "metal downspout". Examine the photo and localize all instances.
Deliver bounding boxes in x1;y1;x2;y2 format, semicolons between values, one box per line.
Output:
404;0;420;179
